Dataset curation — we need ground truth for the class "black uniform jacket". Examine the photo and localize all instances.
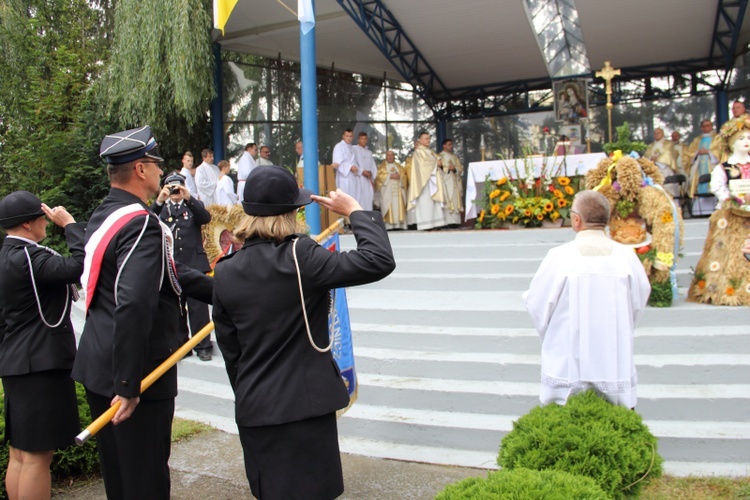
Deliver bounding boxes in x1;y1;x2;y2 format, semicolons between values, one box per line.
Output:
72;188;213;400
151;197;212;273
0;224;85;376
213;210;396;427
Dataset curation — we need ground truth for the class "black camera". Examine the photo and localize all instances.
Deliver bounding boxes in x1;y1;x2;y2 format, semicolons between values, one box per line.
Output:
168;183;181;195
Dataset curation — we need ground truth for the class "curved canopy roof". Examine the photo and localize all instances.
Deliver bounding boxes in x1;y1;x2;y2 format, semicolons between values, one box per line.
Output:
217;0;750;109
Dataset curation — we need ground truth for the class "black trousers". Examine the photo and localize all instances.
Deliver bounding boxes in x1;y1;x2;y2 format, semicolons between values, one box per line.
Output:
178;295;212;352
86;390;174;500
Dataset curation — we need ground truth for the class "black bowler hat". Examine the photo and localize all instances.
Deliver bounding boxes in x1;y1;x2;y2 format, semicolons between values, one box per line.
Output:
0;191;45;229
242;166;314;216
100;125;164;165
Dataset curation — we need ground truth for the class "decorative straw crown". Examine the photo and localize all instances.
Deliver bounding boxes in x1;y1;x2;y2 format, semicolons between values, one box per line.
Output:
718;116;750;144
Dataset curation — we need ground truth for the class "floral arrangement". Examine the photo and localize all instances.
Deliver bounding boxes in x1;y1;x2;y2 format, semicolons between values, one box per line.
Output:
585;143;684;306
601;122;647;156
476;152;580;229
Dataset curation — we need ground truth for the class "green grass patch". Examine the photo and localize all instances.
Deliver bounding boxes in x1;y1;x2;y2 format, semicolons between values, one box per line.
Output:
171;417;212;443
640;475;750;499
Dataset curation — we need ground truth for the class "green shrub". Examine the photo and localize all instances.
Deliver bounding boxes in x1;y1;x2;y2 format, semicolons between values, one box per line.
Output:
0;382;100;499
50;383;100;478
435;468;608;499
498;390;662;499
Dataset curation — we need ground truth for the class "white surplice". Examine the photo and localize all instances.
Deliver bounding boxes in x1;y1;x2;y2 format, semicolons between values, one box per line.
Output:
216;175;238;207
353;145;377;210
523;230;650;409
195;162;220;206
332;140;359;200
236;151;257;202
180;167;199;199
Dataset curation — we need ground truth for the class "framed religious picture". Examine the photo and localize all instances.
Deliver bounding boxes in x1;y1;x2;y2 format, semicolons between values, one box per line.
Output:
553;79;589;123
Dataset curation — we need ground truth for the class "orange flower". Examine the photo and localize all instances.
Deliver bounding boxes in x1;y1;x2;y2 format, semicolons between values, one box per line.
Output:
505;205;514;215
500;191;510;202
565;186;575;195
491;204;500;215
661;212;673;224
478;210;485;223
697;280;706;290
726;287;736;296
496;177;508;186
543;201;554;212
524;209;531;217
557;199;568;208
489;189;501;199
553;189;564;199
557;177;570;186
536;214;544;220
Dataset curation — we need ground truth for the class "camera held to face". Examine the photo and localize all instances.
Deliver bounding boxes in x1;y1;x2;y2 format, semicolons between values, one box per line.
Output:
169;183;181;195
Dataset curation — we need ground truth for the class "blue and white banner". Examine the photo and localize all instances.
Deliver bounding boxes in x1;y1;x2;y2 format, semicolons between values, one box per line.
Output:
321;233;357;415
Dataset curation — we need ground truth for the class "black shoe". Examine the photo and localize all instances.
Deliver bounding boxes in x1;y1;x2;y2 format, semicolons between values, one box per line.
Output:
197;350;212;362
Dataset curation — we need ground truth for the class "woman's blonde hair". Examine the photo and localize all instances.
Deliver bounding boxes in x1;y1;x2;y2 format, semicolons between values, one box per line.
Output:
233;210;301;243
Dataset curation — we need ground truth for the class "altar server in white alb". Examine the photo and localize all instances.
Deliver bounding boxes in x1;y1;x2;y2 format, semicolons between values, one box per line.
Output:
523;190;650;409
331;129;359;201
236;143;258;202
353;132;377;210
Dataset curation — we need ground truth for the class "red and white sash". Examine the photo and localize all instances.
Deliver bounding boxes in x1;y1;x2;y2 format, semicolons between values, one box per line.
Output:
81;204;149;314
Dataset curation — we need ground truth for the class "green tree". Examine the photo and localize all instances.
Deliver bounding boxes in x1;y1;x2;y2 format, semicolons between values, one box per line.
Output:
0;0;112;249
105;0;215;163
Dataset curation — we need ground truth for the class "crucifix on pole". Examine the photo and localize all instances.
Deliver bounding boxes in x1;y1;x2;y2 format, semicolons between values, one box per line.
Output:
596;61;620;143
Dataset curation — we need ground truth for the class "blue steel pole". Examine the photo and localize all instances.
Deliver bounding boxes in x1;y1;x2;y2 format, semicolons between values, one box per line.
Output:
716;90;729;130
211;43;225;161
300;2;321;234
436;119;447;153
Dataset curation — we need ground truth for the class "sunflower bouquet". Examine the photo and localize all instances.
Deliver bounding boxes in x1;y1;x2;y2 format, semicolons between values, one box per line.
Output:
475;175;578;229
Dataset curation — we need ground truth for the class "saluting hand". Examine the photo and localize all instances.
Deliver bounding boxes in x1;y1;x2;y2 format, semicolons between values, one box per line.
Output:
311;189;363;217
41;203;75;227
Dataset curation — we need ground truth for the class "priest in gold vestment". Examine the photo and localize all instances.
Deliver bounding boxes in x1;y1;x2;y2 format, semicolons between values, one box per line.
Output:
644;128;679;198
407;132;446;230
375;150;408;230
439;138;464;226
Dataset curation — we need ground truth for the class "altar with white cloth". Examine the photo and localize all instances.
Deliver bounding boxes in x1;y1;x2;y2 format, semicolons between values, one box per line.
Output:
464;153;607;220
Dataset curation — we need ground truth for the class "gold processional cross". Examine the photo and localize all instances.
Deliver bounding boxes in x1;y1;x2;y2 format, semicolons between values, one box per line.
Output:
596;60;621;143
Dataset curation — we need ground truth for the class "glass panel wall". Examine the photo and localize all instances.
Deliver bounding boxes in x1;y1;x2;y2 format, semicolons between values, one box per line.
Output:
222;53;720;170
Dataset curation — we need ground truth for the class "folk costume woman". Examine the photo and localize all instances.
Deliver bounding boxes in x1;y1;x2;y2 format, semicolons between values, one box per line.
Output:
688;117;750;306
212;166;395;499
0;191;84;500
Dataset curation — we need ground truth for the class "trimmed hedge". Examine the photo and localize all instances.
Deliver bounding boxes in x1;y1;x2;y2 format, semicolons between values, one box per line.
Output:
0;382;100;499
498;390;662;499
435;468;608;499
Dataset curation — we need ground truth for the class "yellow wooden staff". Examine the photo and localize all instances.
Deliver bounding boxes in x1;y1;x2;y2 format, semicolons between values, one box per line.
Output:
76;218;345;446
